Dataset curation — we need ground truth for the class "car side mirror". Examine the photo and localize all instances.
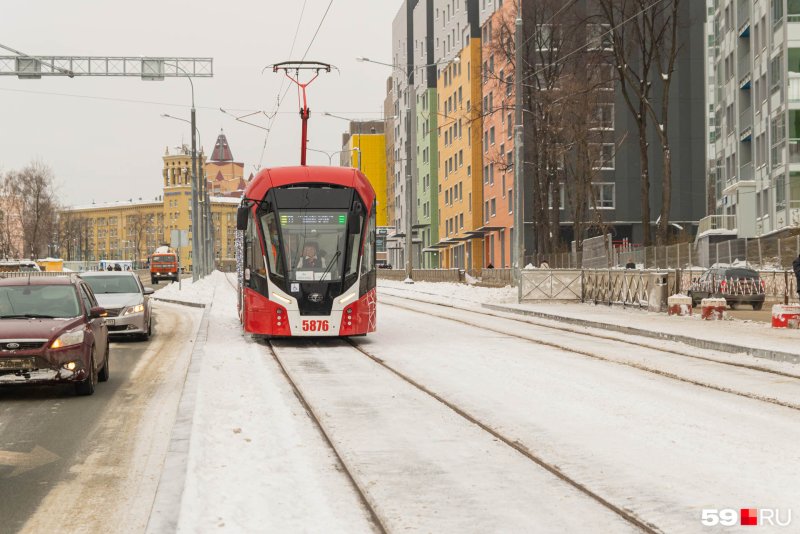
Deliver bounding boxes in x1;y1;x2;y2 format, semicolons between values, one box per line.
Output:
143;287;155;295
89;306;106;319
237;205;250;231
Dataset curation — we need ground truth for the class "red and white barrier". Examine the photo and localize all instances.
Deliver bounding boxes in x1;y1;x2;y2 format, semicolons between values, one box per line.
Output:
700;298;726;320
771;304;800;329
668;295;692;316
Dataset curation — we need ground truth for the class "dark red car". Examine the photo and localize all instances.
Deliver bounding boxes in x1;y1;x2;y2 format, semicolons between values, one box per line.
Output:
0;275;110;395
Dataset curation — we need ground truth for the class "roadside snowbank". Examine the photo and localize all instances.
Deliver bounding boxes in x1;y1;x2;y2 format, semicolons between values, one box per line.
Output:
152;272;224;305
379;279;517;305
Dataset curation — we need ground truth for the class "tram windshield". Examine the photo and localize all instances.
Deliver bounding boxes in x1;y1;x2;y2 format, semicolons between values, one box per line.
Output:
261;210;351;282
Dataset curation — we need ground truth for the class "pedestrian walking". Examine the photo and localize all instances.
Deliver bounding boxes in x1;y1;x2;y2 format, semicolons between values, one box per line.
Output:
793;253;800;300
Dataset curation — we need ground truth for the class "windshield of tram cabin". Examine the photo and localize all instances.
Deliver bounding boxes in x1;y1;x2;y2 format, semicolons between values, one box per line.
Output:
262;210;349;282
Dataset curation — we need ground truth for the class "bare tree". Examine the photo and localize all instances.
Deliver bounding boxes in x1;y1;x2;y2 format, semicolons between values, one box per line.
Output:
9;162;59;258
599;0;682;246
127;213;149;266
486;0;621;265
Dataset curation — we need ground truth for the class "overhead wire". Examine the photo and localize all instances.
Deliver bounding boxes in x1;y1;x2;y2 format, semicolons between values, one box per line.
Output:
257;0;309;169
258;0;335;170
0;85;381;115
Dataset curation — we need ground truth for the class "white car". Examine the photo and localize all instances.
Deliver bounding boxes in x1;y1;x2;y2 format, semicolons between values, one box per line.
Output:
79;271;154;340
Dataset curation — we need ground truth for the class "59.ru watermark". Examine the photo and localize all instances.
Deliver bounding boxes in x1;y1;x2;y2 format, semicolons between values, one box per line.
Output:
701;508;792;527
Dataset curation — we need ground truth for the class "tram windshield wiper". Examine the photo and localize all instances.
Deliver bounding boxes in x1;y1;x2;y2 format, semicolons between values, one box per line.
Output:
318;250;340;281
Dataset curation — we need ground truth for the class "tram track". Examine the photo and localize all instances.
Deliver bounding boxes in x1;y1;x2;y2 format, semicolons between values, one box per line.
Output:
263;339;387;534
378;289;800;413
267;337;659;534
380;286;800;381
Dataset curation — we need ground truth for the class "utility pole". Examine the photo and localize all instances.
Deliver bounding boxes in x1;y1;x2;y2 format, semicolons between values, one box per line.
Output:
514;13;525;302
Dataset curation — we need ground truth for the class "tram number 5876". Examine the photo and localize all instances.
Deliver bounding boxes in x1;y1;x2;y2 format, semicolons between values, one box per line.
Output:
301;320;329;332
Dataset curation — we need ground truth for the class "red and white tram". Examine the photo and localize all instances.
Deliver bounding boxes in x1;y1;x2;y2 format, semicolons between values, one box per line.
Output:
236;61;377;337
236;166;377;337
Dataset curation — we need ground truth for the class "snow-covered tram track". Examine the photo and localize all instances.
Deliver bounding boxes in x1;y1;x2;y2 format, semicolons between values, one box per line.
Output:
381;286;800;382
263;339;387;534
266;338;653;533
380;293;800;414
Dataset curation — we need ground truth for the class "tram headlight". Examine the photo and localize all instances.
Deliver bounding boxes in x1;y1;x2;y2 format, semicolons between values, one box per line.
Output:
339;292;356;305
272;292;291;304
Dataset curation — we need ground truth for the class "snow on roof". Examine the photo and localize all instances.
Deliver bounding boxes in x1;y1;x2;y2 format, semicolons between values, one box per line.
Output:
210;196;241;204
66;199;162;211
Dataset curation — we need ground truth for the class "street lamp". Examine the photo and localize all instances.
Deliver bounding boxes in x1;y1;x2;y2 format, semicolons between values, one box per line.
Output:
322;112;369;170
307;146;362;167
162;63;203;281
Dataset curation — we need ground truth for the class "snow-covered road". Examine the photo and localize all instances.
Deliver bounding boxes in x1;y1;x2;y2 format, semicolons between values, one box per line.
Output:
171;275;800;533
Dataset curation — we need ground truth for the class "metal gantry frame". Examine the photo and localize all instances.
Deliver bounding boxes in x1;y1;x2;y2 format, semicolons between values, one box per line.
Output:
0;47;214;279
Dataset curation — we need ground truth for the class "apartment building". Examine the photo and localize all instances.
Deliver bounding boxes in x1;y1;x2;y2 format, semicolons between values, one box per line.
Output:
708;0;800;238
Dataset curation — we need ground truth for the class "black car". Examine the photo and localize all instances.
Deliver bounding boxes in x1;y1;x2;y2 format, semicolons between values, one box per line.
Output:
687;266;766;310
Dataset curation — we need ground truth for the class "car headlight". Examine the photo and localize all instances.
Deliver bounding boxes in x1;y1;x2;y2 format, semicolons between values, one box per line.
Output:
51;329;85;349
123;304;145;315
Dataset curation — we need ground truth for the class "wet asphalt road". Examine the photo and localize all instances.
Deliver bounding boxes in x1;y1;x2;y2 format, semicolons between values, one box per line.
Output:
0;332;154;534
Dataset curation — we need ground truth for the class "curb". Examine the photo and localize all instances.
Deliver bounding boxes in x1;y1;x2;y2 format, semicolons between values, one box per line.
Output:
152;297;206;309
482;303;800;365
145;300;211;532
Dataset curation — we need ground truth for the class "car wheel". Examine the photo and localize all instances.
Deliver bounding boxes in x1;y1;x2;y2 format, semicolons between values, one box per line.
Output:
98;346;110;382
151;278;157;285
729;302;737;310
75;349;97;396
752;302;763;311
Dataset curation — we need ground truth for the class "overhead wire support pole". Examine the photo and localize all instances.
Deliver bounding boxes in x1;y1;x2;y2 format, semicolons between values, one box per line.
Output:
271;61;332;166
514;12;525;302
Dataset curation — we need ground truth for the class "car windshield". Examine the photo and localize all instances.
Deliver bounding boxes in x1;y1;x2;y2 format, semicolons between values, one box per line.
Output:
152;255;175;262
83;275;141;294
0;285;81;319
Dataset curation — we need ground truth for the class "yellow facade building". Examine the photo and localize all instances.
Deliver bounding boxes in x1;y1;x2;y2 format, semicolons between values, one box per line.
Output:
341;121;388;226
60;141;241;272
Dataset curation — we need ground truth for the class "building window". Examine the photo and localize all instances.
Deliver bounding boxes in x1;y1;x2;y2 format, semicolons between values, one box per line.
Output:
771;53;783;93
490;198;496;217
773;0;784;25
591;103;614;130
587;24;612;51
590;143;615;169
592;183;615;209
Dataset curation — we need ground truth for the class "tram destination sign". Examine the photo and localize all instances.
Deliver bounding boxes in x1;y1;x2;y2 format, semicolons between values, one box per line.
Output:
280;212;347;226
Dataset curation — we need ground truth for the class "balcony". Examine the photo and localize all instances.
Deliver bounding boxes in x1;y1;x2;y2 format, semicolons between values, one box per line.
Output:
790;139;800;164
698;214;737;236
739;161;754;181
739;72;752;90
789;74;800;102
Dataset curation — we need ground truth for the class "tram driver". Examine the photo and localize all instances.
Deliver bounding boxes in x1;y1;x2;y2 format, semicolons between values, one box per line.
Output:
296;242;327;271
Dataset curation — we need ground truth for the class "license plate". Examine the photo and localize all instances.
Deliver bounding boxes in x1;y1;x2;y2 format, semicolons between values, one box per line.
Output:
105;319;116;326
0;358;35;370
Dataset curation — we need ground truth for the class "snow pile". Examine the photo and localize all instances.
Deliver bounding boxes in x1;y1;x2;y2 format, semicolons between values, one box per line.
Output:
153;271;227;305
379;279;518;305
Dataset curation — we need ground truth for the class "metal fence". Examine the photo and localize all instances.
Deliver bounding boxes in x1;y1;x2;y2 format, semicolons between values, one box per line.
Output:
379;267;799;306
544;233;800;270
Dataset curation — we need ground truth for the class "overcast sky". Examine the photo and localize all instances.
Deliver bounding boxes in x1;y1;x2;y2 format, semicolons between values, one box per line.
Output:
0;1;396;206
